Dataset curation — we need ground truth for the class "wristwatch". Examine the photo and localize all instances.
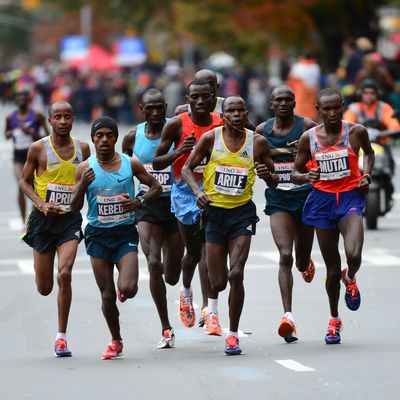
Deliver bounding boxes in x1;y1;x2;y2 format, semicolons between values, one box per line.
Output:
136;195;145;207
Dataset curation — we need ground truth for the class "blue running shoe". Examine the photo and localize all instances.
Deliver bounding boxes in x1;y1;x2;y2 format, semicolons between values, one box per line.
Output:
225;335;242;355
325;318;342;344
54;338;72;357
342;267;361;311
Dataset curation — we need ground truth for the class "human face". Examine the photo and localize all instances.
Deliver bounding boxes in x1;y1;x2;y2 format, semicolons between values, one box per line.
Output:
15;91;30;108
317;95;344;127
271;90;295;118
141;95;166;127
92;127;117;157
48;104;74;136
222;97;248;130
361;88;378;105
186;84;213;115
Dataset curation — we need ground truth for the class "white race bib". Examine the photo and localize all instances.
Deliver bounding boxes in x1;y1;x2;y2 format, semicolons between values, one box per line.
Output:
214;165;248;196
141;163;171;193
315;149;350;180
96;192;130;224
274;162;297;191
13;127;33;150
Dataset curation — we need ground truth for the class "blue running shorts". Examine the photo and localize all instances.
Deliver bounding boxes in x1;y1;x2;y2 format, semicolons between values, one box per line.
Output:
171;181;202;225
302;187;366;230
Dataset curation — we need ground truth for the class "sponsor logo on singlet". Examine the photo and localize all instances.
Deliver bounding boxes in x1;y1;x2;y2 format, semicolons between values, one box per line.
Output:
46;183;75;212
96;192;130;224
214;165;248;196
142;163;171;193
315;149;350;180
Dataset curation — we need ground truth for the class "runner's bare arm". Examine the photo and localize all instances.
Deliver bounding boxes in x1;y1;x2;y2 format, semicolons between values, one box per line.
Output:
291;132;318;184
70;161;92;212
153;117;187;170
182;132;213;208
254;134;278;188
5;115;12;139
36;112;50;137
254;122;266;136
79;141;91;161
122;128;136;157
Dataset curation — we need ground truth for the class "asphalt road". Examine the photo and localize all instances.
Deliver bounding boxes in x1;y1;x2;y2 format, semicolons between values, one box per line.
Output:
0;106;399;400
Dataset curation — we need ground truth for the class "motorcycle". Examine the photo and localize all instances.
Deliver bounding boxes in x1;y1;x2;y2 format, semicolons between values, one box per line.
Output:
359;127;395;230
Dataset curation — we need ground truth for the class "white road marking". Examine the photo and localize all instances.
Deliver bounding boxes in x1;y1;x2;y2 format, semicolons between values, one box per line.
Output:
275;359;315;372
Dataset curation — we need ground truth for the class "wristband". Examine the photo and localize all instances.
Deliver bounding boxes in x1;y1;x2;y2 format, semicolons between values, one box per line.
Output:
136;195;145;207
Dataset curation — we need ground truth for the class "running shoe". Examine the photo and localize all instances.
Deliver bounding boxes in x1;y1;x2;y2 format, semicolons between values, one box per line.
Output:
157;328;175;349
101;340;123;360
224;335;242;355
117;288;127;303
178;290;195;328
325;318;342;344
342;267;361;311
205;312;222;336
299;259;315;283
54;338;72;357
198;307;208;328
278;316;298;343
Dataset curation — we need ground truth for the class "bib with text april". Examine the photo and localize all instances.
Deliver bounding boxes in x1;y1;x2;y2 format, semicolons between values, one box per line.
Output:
46;183;75;212
214;165;248;196
315;149;350;180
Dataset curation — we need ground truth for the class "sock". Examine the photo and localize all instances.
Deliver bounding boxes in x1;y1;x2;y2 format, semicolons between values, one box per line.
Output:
284;312;294;323
180;285;192;297
330;315;341;321
56;332;67;341
208;298;218;314
228;331;238;338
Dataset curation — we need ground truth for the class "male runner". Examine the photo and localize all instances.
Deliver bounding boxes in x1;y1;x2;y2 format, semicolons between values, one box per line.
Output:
122;89;184;348
182;95;277;355
5;88;49;227
19;100;90;357
291;88;375;344
255;85;316;343
153;79;222;335
70;116;161;359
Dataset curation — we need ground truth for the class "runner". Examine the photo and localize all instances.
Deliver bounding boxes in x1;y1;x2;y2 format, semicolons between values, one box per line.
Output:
5;87;49;228
19;100;90;357
255;85;316;343
122;89;184;348
70;116;162;359
182;95;277;355
291;88;375;344
153;79;222;335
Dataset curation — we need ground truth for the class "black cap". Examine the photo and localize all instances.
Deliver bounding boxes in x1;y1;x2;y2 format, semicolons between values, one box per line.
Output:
91;116;118;140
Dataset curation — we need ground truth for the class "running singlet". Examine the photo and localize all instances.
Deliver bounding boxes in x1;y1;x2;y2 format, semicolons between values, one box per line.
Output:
173;112;222;182
34;136;82;213
86;153;136;228
203;126;255;209
308;121;361;193
263;116;309;192
10;109;40;152
133;121;172;196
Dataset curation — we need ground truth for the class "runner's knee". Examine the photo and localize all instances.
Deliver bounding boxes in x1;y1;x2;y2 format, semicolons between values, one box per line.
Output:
57;269;72;288
228;267;244;286
279;250;293;268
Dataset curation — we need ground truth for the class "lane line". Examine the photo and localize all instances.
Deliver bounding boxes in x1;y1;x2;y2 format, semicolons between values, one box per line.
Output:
275;359;315;372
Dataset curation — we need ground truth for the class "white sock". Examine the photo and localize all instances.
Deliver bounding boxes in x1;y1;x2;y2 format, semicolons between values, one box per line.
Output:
330;315;341;321
56;332;67;341
208;298;218;314
180;285;192;297
284;312;294;323
228;331;238;338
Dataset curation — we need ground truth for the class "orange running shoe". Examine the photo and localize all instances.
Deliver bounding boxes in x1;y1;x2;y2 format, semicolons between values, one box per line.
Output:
342;267;361;311
198;307;208;328
325;318;342;344
299;259;315;283
225;335;242;355
205;312;222;336
54;338;72;357
101;340;123;360
278;316;298;343
178;290;195;328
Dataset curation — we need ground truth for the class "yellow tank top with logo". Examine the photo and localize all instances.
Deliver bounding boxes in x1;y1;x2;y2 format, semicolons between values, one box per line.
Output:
34;135;83;213
203;127;255;209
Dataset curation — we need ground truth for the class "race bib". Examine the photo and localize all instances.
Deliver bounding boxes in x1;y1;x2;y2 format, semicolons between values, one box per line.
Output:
214;165;248;196
141;163;171;193
96;192;130;224
13;127;33;150
274;162;297;191
46;183;75;212
315;149;350;180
